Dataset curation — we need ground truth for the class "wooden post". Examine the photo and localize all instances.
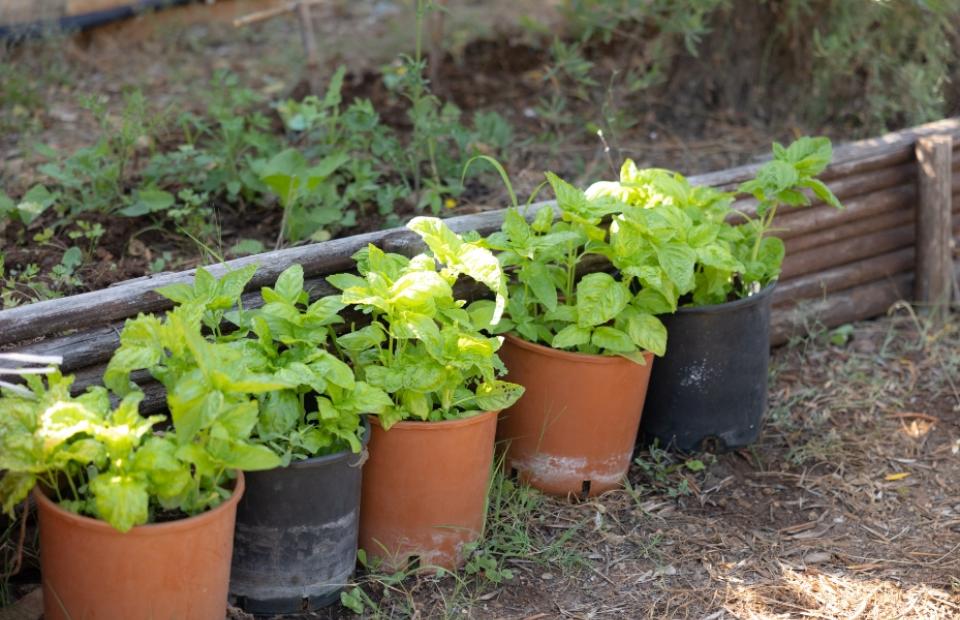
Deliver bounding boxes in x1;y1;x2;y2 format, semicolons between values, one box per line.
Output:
296;1;320;93
427;0;448;91
914;135;953;312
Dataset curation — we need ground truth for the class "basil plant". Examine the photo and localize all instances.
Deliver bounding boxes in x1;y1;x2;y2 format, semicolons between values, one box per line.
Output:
0;370;275;533
328;216;524;429
586;136;841;305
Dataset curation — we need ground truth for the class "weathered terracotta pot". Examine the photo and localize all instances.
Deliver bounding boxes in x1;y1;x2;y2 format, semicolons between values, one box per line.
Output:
497;334;653;497
359;411;497;572
36;473;244;620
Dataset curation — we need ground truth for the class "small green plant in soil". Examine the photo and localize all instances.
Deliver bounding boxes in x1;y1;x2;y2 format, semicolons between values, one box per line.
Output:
37;90;164;216
465;465;586;584
631;441;713;499
328;216;524;429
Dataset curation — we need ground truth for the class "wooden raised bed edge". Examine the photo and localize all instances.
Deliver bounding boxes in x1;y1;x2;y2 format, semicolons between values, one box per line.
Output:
0;118;957;411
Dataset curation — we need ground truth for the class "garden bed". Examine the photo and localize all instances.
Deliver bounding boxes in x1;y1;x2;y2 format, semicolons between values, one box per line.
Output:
4;0;957;306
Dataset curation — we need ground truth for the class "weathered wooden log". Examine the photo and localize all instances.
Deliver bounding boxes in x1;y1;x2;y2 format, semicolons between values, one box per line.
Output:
770;273;913;346
915;135;954;306
773;188;960;255
693;117;960;192
12;276;340;373
773;248;914;307
782;207;913;254
780;224;916;281
772;184;914;240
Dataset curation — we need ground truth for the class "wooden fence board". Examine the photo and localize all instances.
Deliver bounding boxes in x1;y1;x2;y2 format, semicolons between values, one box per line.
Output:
3;117;960;404
770;274;913;346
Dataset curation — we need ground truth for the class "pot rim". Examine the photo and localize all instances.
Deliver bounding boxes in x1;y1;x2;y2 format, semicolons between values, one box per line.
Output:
284;415;372;469
33;471;245;536
503;333;654;365
674;280;777;316
369;408;498;431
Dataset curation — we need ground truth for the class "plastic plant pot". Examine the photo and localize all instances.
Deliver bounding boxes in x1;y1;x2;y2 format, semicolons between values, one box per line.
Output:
358;411;497;572
230;419;371;615
639;282;776;452
35;473;244;620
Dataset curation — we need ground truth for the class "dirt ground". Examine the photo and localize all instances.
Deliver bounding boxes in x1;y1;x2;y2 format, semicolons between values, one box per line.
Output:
281;307;957;619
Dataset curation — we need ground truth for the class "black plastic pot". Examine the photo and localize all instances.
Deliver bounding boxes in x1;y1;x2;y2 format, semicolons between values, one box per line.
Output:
230;419;370;615
639;283;775;453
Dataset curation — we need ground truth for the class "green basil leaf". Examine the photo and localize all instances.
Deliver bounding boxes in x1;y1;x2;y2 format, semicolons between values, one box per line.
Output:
551;324;591;349
575;272;629;327
90;474;149;533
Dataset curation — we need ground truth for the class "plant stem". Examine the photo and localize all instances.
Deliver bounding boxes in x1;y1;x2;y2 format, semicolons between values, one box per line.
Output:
565;244;577;301
750;202;778;262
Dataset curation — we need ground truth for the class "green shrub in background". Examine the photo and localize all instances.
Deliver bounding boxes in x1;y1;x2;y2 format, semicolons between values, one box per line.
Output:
550;0;959;133
768;0;958;131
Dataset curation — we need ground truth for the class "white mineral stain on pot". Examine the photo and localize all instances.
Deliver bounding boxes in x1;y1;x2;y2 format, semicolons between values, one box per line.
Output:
679;358;711;389
514;452;631;486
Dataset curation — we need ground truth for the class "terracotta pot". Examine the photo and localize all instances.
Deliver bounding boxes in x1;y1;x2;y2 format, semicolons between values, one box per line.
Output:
36;473;244;620
359;411;497;572
497;334;653;497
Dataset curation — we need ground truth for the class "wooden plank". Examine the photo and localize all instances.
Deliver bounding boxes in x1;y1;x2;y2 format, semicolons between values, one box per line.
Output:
914;135;954;306
770;274;913;346
783;208;914;254
65;0;129;15
780;224;916;280
13;323;123;373
690;117;960;191
773;184;914;240
773;248;914;307
12;276;340;372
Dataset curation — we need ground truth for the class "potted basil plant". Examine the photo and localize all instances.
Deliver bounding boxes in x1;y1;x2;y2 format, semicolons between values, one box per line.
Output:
108;263;392;614
327;216;524;572
1;350;280;620
466;164;685;497
586;136;841;452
